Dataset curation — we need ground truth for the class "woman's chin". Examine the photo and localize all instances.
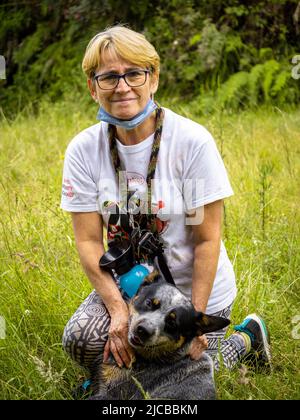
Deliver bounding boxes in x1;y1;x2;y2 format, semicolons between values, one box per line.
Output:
113;109;138;121
111;102;141;120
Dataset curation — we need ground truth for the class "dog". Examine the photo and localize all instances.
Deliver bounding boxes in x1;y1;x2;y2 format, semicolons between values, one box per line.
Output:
90;271;230;400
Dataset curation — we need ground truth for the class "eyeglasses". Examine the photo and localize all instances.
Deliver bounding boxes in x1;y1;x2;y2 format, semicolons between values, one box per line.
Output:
94;69;150;90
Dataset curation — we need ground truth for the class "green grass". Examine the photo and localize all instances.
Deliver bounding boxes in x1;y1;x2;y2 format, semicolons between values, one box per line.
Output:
0;99;299;399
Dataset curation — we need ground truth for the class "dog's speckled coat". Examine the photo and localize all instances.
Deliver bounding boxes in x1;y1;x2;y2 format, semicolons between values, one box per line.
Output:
90;272;229;400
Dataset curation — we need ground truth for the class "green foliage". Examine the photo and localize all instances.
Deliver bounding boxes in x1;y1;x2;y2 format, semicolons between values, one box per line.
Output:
192;58;300;113
262;60;281;102
217;71;250;109
248;64;265;105
0;0;299;117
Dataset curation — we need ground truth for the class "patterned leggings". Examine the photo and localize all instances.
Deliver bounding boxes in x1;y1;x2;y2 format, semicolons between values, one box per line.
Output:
62;290;246;372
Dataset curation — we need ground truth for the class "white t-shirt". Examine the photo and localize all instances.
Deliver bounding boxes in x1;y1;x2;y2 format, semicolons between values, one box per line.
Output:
61;107;237;313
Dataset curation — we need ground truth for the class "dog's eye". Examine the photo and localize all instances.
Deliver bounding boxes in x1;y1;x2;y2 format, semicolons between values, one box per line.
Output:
145;298;152;308
165;312;177;329
145;298;160;310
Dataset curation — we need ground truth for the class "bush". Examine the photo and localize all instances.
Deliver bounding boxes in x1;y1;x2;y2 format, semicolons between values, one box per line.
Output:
0;0;299;117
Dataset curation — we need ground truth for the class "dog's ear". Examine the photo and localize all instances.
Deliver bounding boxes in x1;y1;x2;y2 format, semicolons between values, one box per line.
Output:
194;312;230;335
135;270;163;294
144;270;161;284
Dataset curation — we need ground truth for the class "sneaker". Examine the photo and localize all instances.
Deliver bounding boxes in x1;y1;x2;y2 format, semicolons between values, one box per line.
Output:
71;378;92;400
234;313;272;372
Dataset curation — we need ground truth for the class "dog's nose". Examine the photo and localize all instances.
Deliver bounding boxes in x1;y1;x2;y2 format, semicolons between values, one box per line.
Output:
136;324;153;342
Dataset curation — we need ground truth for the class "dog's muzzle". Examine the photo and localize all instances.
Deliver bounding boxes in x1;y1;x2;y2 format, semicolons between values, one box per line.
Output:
129;323;155;347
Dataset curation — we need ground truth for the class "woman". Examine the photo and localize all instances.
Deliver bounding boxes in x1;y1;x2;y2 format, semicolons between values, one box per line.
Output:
61;25;271;376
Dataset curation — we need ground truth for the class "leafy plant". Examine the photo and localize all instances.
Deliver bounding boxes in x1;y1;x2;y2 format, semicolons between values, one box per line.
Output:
0;0;299;117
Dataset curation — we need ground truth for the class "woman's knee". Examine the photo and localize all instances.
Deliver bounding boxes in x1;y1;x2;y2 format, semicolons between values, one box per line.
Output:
62;291;111;366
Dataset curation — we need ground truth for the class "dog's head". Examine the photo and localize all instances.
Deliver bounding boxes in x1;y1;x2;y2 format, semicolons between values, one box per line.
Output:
128;271;230;360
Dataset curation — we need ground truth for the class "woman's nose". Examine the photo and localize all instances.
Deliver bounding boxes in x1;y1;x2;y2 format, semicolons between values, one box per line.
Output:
115;77;131;93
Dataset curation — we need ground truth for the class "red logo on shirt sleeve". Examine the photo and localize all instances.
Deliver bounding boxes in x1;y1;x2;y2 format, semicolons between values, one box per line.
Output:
62;178;74;198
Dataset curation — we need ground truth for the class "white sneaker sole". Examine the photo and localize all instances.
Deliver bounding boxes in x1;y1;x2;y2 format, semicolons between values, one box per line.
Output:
245;313;272;369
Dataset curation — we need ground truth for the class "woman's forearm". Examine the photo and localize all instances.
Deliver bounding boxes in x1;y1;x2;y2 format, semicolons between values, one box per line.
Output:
75;239;128;316
191;238;221;313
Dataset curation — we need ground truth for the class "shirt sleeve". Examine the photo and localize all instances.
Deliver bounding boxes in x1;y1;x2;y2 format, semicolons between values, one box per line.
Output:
60;142;99;212
182;136;233;211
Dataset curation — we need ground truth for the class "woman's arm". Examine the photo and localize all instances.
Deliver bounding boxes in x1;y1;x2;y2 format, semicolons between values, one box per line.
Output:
189;199;223;360
191;199;223;313
71;212;134;367
71;212;125;312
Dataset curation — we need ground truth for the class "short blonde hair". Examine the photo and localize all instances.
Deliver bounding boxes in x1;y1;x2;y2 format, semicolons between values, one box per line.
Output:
82;25;160;79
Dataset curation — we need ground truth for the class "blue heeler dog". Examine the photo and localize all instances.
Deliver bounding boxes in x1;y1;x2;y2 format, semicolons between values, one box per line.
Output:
90;271;230;400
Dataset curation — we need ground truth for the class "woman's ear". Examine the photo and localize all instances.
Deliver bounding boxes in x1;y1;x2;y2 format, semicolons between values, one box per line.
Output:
87;79;98;102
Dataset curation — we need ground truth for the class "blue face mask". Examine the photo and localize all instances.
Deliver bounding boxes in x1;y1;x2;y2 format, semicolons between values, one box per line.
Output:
96;99;157;130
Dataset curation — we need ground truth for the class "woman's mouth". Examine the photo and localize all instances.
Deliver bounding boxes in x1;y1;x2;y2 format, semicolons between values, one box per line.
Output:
111;98;137;103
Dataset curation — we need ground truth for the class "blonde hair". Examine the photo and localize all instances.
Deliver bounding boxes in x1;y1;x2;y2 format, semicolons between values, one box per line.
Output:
82;25;160;79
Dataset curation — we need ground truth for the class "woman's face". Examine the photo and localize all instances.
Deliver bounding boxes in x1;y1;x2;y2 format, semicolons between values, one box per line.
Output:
89;49;158;120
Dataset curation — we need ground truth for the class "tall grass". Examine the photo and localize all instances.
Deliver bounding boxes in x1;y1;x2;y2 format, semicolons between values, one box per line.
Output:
0;99;299;399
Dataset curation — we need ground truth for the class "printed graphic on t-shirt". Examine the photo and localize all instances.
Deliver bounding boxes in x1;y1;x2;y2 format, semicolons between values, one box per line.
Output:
103;200;131;242
102;171;169;244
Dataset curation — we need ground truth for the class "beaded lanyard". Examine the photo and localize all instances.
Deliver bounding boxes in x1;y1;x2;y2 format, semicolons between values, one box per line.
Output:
107;105;164;235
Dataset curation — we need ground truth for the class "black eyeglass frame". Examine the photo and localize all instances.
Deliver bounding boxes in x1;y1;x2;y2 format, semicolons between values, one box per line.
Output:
93;69;151;90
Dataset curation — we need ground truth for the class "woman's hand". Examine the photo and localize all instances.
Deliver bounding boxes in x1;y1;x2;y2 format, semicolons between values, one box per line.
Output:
103;309;135;369
189;335;208;360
